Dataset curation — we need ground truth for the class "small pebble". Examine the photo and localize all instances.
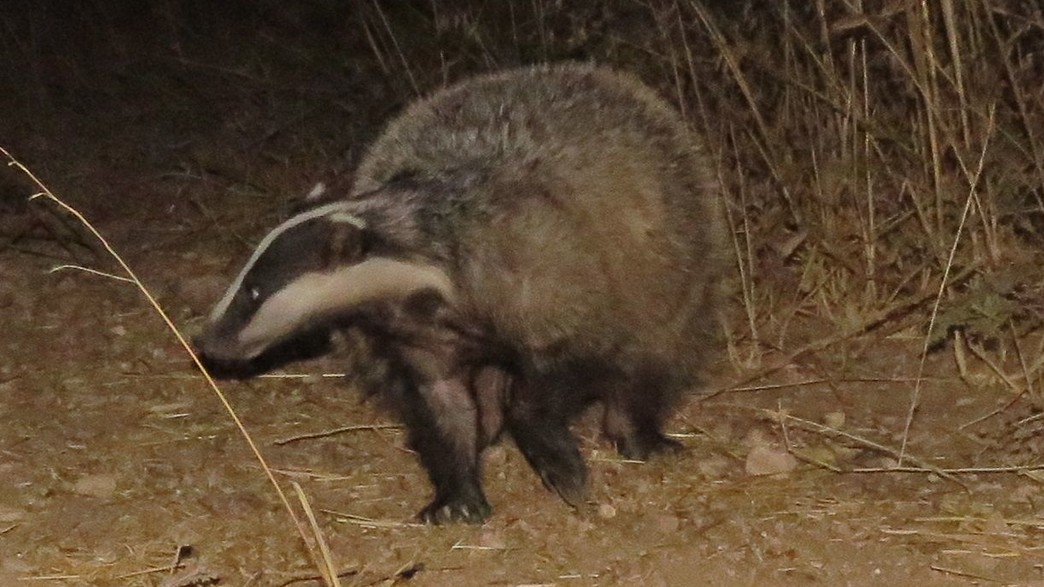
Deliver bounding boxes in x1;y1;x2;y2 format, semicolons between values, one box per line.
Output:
745;445;798;476
72;474;117;499
824;411;845;428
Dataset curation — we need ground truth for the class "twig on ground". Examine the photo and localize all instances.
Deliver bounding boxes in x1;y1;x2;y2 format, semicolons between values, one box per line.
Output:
274;423;401;446
711;403;965;485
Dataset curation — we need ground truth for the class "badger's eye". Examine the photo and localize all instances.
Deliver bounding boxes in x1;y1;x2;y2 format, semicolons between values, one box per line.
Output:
247;285;262;303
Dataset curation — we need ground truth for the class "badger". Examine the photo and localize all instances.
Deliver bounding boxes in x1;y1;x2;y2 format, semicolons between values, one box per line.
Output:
194;63;726;524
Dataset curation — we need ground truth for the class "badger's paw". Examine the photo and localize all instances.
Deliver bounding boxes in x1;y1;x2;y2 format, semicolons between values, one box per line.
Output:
537;460;588;509
418;490;491;525
509;422;589;508
615;432;683;462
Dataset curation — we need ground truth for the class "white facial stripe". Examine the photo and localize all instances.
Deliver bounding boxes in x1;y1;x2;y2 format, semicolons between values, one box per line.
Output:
327;212;367;229
208;201;368;323
235;258;454;358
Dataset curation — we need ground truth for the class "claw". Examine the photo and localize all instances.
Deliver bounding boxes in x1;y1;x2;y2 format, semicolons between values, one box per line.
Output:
540;469;587;508
418;491;491;524
615;433;683;461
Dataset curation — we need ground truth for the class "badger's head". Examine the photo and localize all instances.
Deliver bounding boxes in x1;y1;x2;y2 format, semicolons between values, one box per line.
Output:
193;199;453;372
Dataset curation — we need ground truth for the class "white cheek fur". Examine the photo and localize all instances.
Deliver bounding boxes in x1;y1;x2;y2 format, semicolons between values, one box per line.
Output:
234;257;455;357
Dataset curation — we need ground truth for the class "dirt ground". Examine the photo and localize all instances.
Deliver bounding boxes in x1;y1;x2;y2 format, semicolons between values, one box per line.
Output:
2;4;1043;586
2;233;1043;587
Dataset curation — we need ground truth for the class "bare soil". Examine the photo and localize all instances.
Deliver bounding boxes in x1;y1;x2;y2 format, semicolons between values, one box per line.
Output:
3;151;1043;587
2;244;1042;586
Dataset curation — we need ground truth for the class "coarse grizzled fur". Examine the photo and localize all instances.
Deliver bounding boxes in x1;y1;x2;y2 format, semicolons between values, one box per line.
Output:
194;62;727;524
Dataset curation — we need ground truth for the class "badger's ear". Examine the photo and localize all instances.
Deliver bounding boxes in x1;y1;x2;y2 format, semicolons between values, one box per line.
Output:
292;178;353;213
322;211;370;268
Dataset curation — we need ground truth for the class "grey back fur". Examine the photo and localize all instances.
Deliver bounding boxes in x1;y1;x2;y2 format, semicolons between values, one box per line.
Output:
352;62;726;383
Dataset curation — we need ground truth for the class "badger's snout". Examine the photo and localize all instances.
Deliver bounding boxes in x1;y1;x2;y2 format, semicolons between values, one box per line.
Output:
191;319;246;361
191;322;335;380
190;326;258;379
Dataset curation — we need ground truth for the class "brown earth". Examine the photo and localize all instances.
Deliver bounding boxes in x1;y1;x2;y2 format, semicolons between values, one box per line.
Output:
2;162;1042;587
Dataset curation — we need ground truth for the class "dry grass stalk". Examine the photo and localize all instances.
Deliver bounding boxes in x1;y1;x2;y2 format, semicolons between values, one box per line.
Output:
708;262;977;399
274;423;401;446
293;481;342;587
901;104;997;463
2;147;339;587
754;406;962;485
323;510;418;530
676;2;1042;427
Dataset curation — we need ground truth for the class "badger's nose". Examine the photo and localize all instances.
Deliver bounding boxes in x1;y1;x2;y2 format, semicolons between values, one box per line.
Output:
190;344;259;380
188;328;245;378
189;334;204;355
189;328;215;360
189;338;211;368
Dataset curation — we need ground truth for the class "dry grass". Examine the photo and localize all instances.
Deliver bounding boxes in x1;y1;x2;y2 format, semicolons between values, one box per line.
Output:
635;1;1044;452
2;149;345;586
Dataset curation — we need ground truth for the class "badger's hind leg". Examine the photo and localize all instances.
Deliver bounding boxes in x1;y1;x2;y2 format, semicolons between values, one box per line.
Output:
602;366;684;461
505;371;588;508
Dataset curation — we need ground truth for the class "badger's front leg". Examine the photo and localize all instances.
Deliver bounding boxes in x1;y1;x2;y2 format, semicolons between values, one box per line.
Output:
505;369;587;508
395;346;489;524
